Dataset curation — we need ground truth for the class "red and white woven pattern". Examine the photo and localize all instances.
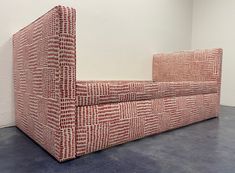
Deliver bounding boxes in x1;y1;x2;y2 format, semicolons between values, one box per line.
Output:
13;5;222;162
153;48;222;113
13;6;76;161
76;93;219;156
76;80;218;106
153;48;223;82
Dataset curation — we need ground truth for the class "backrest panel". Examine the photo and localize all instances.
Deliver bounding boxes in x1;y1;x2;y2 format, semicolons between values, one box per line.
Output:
13;6;76;161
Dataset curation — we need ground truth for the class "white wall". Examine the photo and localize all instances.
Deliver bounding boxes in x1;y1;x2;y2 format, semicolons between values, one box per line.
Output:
192;0;235;106
77;0;193;80
0;0;193;127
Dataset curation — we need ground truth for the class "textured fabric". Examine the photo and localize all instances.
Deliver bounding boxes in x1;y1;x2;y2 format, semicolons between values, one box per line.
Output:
13;6;76;161
76;80;218;106
13;5;222;162
76;93;219;156
152;48;223;82
152;48;223;114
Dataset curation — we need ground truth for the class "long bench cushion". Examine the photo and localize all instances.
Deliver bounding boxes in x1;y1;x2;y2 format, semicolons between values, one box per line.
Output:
76;81;218;106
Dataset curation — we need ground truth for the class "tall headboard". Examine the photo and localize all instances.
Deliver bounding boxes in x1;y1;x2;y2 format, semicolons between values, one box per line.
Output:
13;6;76;161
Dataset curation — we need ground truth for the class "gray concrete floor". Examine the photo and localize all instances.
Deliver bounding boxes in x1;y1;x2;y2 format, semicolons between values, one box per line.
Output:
0;106;235;173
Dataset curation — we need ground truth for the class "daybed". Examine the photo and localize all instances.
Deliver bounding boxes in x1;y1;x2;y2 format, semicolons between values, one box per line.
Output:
13;6;223;161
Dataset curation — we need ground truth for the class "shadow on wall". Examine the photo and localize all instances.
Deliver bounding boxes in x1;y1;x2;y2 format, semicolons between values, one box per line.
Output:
0;38;15;128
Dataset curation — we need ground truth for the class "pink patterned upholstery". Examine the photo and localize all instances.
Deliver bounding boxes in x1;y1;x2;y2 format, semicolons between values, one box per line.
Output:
76;93;219;156
76;81;218;106
13;6;223;162
152;48;223;82
13;6;76;161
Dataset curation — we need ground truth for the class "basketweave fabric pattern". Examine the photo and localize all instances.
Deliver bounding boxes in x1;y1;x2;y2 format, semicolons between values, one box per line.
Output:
76;93;219;156
152;48;223;82
13;5;222;162
152;48;223;114
76;80;218;106
13;6;76;161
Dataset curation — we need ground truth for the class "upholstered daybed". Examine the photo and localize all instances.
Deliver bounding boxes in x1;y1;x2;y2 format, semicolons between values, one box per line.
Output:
13;6;223;162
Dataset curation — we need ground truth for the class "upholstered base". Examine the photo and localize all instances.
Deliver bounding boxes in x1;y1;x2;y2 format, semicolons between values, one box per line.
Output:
76;93;219;156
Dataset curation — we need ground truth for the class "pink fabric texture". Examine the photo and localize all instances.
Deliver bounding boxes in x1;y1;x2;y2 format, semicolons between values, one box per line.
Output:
76;81;218;106
76;93;219;156
152;48;223;82
13;6;223;162
13;6;76;161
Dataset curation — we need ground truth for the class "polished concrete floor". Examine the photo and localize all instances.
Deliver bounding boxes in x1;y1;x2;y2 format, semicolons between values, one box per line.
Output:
0;106;235;173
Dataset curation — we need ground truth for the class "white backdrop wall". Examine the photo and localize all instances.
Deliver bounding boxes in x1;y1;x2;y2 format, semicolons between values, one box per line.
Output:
0;0;193;127
191;0;235;106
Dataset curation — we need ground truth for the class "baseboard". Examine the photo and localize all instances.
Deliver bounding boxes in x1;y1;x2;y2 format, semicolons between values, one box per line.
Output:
0;122;15;129
221;105;235;108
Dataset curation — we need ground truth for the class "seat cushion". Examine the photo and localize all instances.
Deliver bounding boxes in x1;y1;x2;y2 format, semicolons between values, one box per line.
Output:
76;81;218;106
